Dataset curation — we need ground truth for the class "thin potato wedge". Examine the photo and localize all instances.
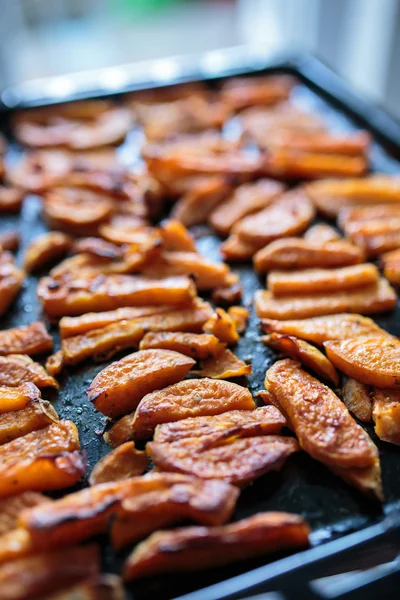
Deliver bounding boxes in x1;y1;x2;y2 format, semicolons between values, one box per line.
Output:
23;232;71;273
342;378;372;422
139;331;225;359
89;442;149;485
0;354;59;389
0;322;53;356
372;388;400;445
193;348;252;379
203;308;239;345
0;399;58;445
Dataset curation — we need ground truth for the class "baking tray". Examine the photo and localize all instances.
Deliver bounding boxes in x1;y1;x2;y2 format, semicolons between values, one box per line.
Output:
1;51;400;600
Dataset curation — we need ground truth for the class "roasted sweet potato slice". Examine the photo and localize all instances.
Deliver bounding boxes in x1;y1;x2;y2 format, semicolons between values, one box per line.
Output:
221;75;295;110
0;492;48;536
104;378;254;445
342;378;372;422
0;322;53;356
0;383;41;414
193;349;252;379
254;238;364;272
382;248;400;286
267;130;370;156
220;233;261;261
267;264;379;296
0;544;99;600
263;149;367;180
154;406;286;444
160;219;197;252
44;574;125;600
372;388;400;445
343;219;400;256
23;232;71;273
303;224;341;243
0;354;59;389
324;337;400;388
338;203;400;228
227;306;249;333
255;278;397;319
209;179;285;236
0;230;20;252
261;313;390;345
212;283;243;306
45;351;64;376
0;420;86;496
124;511;309;580
0;186;24;213
234;189;315;247
38;274;196;318
99;216;150;245
139;331;225;359
70;237;123;260
89;442;149;485
263;334;338;386
0;399;59;445
203;308;239;345
88;349;195;417
0;252;24;316
266;359;382;499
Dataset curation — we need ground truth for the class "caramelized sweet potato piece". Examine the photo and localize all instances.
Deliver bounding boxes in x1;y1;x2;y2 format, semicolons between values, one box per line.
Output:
99;216;150;245
220;233;261;261
303;223;341;243
0;544;99;600
172;176;231;227
263;334;338;386
89;442;149;485
0;252;24;316
154;406;286;444
254;238;364;272
160;219;197;252
105;378;254;445
0;420;86;496
338;203;400;228
382;248;400;286
0;492;48;535
38;274;196;318
234;189;315;247
139;331;224;359
70;237;123;260
212;283;243;306
0;186;24;213
342;378;372;422
343;219;400;256
324;337;400;388
0;354;59;389
221;75;295;110
203;308;239;345
255;278;397;319
0;383;41;414
0;399;58;445
267;264;379;296
263;149;367;180
267;130;370;156
148;434;299;486
0;322;53;356
44;574;125;600
0;231;20;252
372;388;400;445
266;359;382;499
261;313;390;345
124;511;309;580
23;232;71;273
209;179;285;236
193;349;252;379
88;349;195;417
227;306;249;333
45;351;64;376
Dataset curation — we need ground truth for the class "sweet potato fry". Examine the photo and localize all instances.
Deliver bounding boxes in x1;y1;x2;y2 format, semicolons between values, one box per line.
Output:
254;238;364;272
0;354;59;389
338;203;400;228
267;264;379;296
220;233;261;261
37;274;196;318
0;186;24;213
261;313;390;345
193;349;252;379
104;378;254;445
0;544;99;600
342;378;372;422
263;334;338;386
263;149;367;180
160;219;197;252
0;420;86;496
267;130;371;156
303;223;341;243
234;188;315;247
70;237;123;260
0;252;24;316
0;230;20;252
123;511;309;580
372;388;400;445
88;349;195;417
221;75;295;110
45;351;64;376
0;383;41;414
23;232;71;273
154;406;286;444
99;215;150;245
171;176;231;227
139;331;224;359
255;278;397;319
148;434;299;485
44;574;125;600
89;442;149;485
0;322;53;356
343;219;400;256
382;248;400;286
0;492;48;536
203;307;239;345
324;337;400;388
0;399;59;445
209;179;285;236
212;283;243;306
227;306;248;333
266;359;382;499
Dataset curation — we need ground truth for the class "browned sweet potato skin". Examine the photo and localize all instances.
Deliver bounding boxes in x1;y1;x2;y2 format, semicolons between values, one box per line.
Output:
372;388;400;445
89;442;149;485
23;232;71;273
193;349;252;379
0;322;53;356
0;399;59;445
88;349;195;417
342;378;372;422
124;512;309;580
0;354;59;389
139;331;225;359
212;284;243;306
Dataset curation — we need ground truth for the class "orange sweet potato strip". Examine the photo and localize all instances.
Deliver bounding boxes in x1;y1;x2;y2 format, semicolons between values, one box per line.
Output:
193;348;252;380
343;219;400;257
0;354;59;389
220;233;261;261
0;252;24;316
303;224;341;243
227;306;248;333
263;149;367;180
123;512;309;580
267;131;371;156
105;378;255;445
88;349;195;417
255;278;397;319
45;351;64;377
372;388;400;445
0;322;53;356
221;75;295;110
0;492;48;536
382;248;400;286
0;399;59;445
23;232;71;273
89;442;149;485
203;308;239;345
139;331;225;359
172;176;231;227
342;378;372;422
0;383;41;414
160;219;197;252
338;203;400;228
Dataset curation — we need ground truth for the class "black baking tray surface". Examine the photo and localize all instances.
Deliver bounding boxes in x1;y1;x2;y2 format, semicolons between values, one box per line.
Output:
1;51;400;600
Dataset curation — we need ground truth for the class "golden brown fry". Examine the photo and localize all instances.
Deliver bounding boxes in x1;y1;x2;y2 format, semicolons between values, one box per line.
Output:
88;349;195;417
263;334;338;386
212;283;243;306
254;238;364;272
203;307;239;345
0;252;24;316
263;149;367;180
172;176;231;227
0;383;41;414
372;388;400;445
0;399;58;445
324;337;400;388
160;219;197;252
124;511;309;580
23;232;71;273
266;130;371;156
0;230;20;252
0;322;53;356
267;264;379;296
0;420;86;497
227;306;249;333
45;351;64;376
382;248;400;286
303;223;341;243
0;354;58;389
38;274;196;318
89;442;149;485
255;278;397;319
220;233;261;261
139;331;225;359
44;574;125;600
343;219;400;256
342;378;372;422
105;378;254;445
193;349;252;379
0;186;24;213
221;76;295;110
261;313;390;345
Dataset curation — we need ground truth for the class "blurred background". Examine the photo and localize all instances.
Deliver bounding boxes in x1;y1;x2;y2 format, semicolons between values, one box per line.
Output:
0;0;399;117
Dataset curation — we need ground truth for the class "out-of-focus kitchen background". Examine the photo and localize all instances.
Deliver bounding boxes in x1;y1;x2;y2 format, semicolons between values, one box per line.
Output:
0;0;399;116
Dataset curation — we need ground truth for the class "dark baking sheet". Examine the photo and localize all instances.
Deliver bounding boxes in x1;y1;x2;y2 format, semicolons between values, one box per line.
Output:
1;54;400;600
